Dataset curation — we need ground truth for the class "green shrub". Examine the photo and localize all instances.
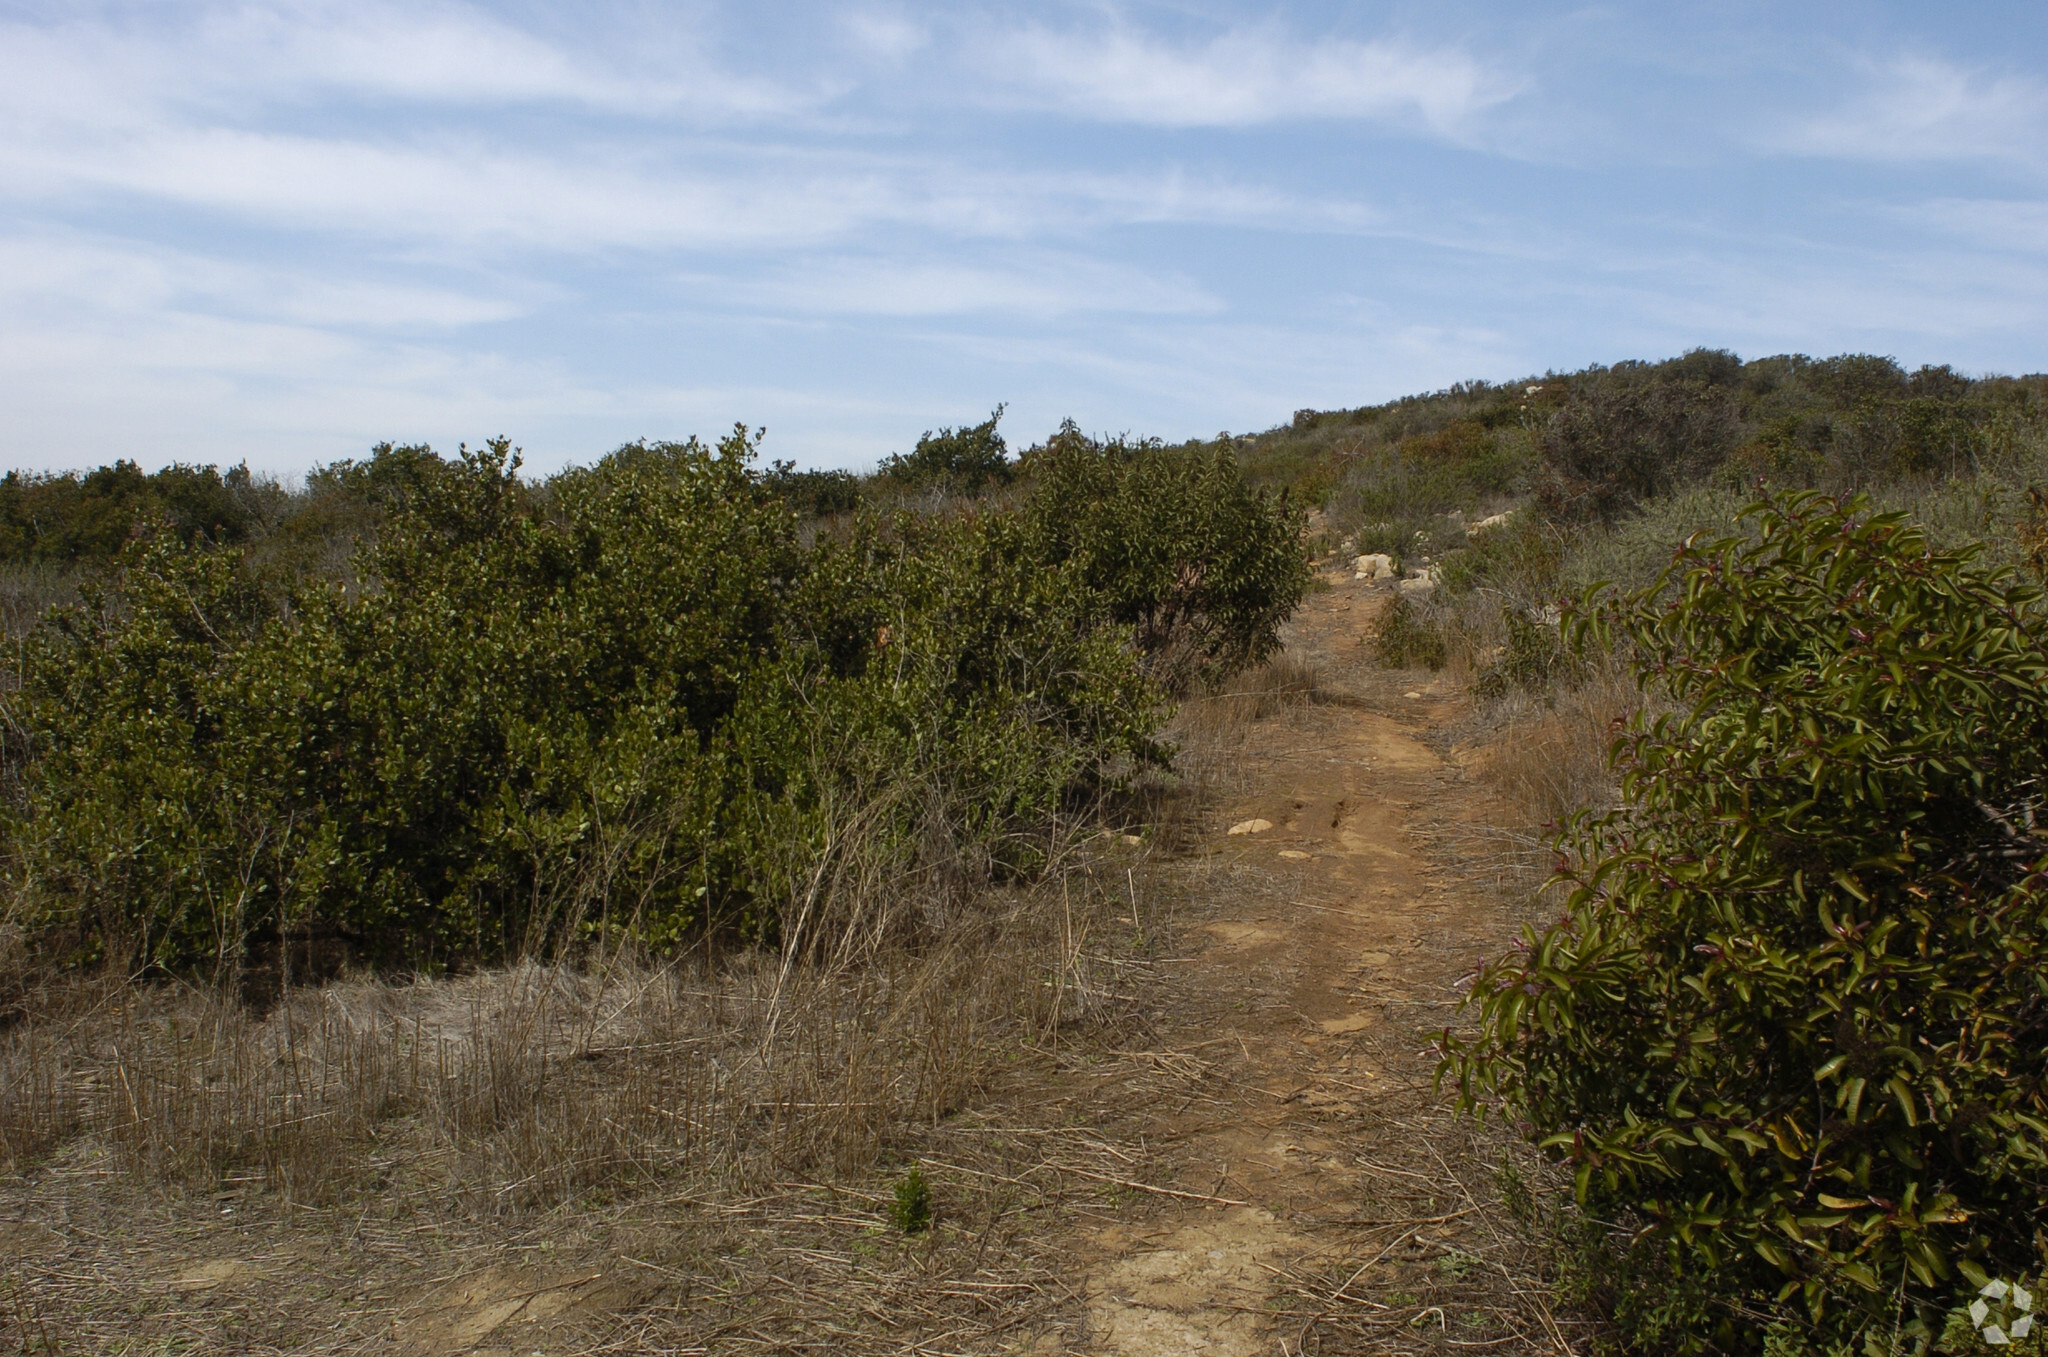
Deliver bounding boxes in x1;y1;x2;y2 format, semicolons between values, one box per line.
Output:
1367;594;1447;671
1338;427;1531;532
763;458;861;517
880;407;1012;494
4;430;1175;976
890;1166;933;1234
1436;515;1563;599
1446;491;2048;1352
1023;423;1311;691
0;460;279;564
1471;605;1571;699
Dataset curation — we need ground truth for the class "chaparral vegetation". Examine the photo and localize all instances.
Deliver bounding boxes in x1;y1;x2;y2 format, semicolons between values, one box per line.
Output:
7;350;2048;1355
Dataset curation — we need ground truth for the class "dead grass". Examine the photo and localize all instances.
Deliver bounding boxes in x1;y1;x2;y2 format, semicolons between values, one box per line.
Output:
0;808;1180;1352
1169;655;1322;778
1393;649;1656;902
1474;661;1645;831
0;884;1113;1203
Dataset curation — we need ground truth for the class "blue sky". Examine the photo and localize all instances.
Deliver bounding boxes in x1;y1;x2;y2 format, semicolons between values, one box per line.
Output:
3;1;2045;475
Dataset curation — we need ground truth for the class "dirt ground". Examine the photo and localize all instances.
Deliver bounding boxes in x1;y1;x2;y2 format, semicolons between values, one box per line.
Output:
1041;560;1585;1357
2;560;1587;1355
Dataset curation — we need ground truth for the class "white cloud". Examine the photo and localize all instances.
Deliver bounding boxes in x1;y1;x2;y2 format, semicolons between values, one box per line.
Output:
1;104;1391;255
0;233;532;330
990;22;1515;133
0;5;1420;260
841;9;928;65
700;250;1220;319
1896;198;2048;254
2;123;918;251
1783;56;2048;165
0;2;809;128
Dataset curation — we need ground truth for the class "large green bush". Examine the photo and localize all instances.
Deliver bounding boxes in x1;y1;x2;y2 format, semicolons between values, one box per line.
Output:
1446;492;2048;1352
1023;423;1312;690
3;425;1269;980
0;460;281;563
879;407;1013;495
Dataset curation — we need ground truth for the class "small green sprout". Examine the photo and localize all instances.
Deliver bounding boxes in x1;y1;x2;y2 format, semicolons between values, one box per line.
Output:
889;1167;932;1235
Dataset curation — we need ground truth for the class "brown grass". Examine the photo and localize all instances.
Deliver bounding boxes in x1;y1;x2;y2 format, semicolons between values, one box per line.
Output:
1474;661;1645;830
0;880;1111;1207
0;843;1166;1352
1169;654;1321;763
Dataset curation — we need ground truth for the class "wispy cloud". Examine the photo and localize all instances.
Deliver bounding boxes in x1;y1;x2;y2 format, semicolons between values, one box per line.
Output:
3;127;916;251
1894;197;2048;254
0;5;1436;261
989;21;1516;134
0;2;811;126
1782;56;2048;166
1;112;1390;257
699;250;1220;319
0;233;534;330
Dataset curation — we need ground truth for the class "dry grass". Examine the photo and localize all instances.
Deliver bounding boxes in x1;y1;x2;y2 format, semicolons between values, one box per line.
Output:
1169;655;1322;774
1254;1048;1592;1357
1474;661;1646;831
0;795;1182;1352
0;888;1112;1206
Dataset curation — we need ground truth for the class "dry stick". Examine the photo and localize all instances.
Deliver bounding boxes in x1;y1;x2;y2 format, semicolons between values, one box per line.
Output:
1325;1208;1478;1230
1423;1137;1575;1356
1051;1162;1252;1207
1326;1223;1435;1306
1352;1154;1442;1184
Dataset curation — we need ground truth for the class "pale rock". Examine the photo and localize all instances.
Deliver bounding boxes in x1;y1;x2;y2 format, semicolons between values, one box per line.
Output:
1397;566;1438;596
1351;552;1395;581
1227;818;1274;836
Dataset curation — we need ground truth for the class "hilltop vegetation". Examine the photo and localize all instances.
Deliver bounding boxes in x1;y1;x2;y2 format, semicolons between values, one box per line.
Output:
8;350;2048;1356
1226;351;2048;691
1230;351;2048;1357
0;425;1308;988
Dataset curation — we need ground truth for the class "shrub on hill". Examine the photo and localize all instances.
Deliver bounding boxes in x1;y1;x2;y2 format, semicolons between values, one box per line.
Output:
879;406;1013;495
2;424;1296;981
1445;491;2048;1353
763;458;861;517
0;460;281;564
1022;422;1313;692
1536;377;1742;523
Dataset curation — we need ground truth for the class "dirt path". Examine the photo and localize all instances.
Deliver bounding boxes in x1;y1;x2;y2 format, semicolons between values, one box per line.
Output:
1056;563;1574;1356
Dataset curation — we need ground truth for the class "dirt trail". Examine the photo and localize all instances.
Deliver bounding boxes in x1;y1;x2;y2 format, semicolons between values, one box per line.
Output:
1065;563;1566;1356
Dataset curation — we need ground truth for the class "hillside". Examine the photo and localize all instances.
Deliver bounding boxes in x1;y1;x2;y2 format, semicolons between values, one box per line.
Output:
5;350;2048;1356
